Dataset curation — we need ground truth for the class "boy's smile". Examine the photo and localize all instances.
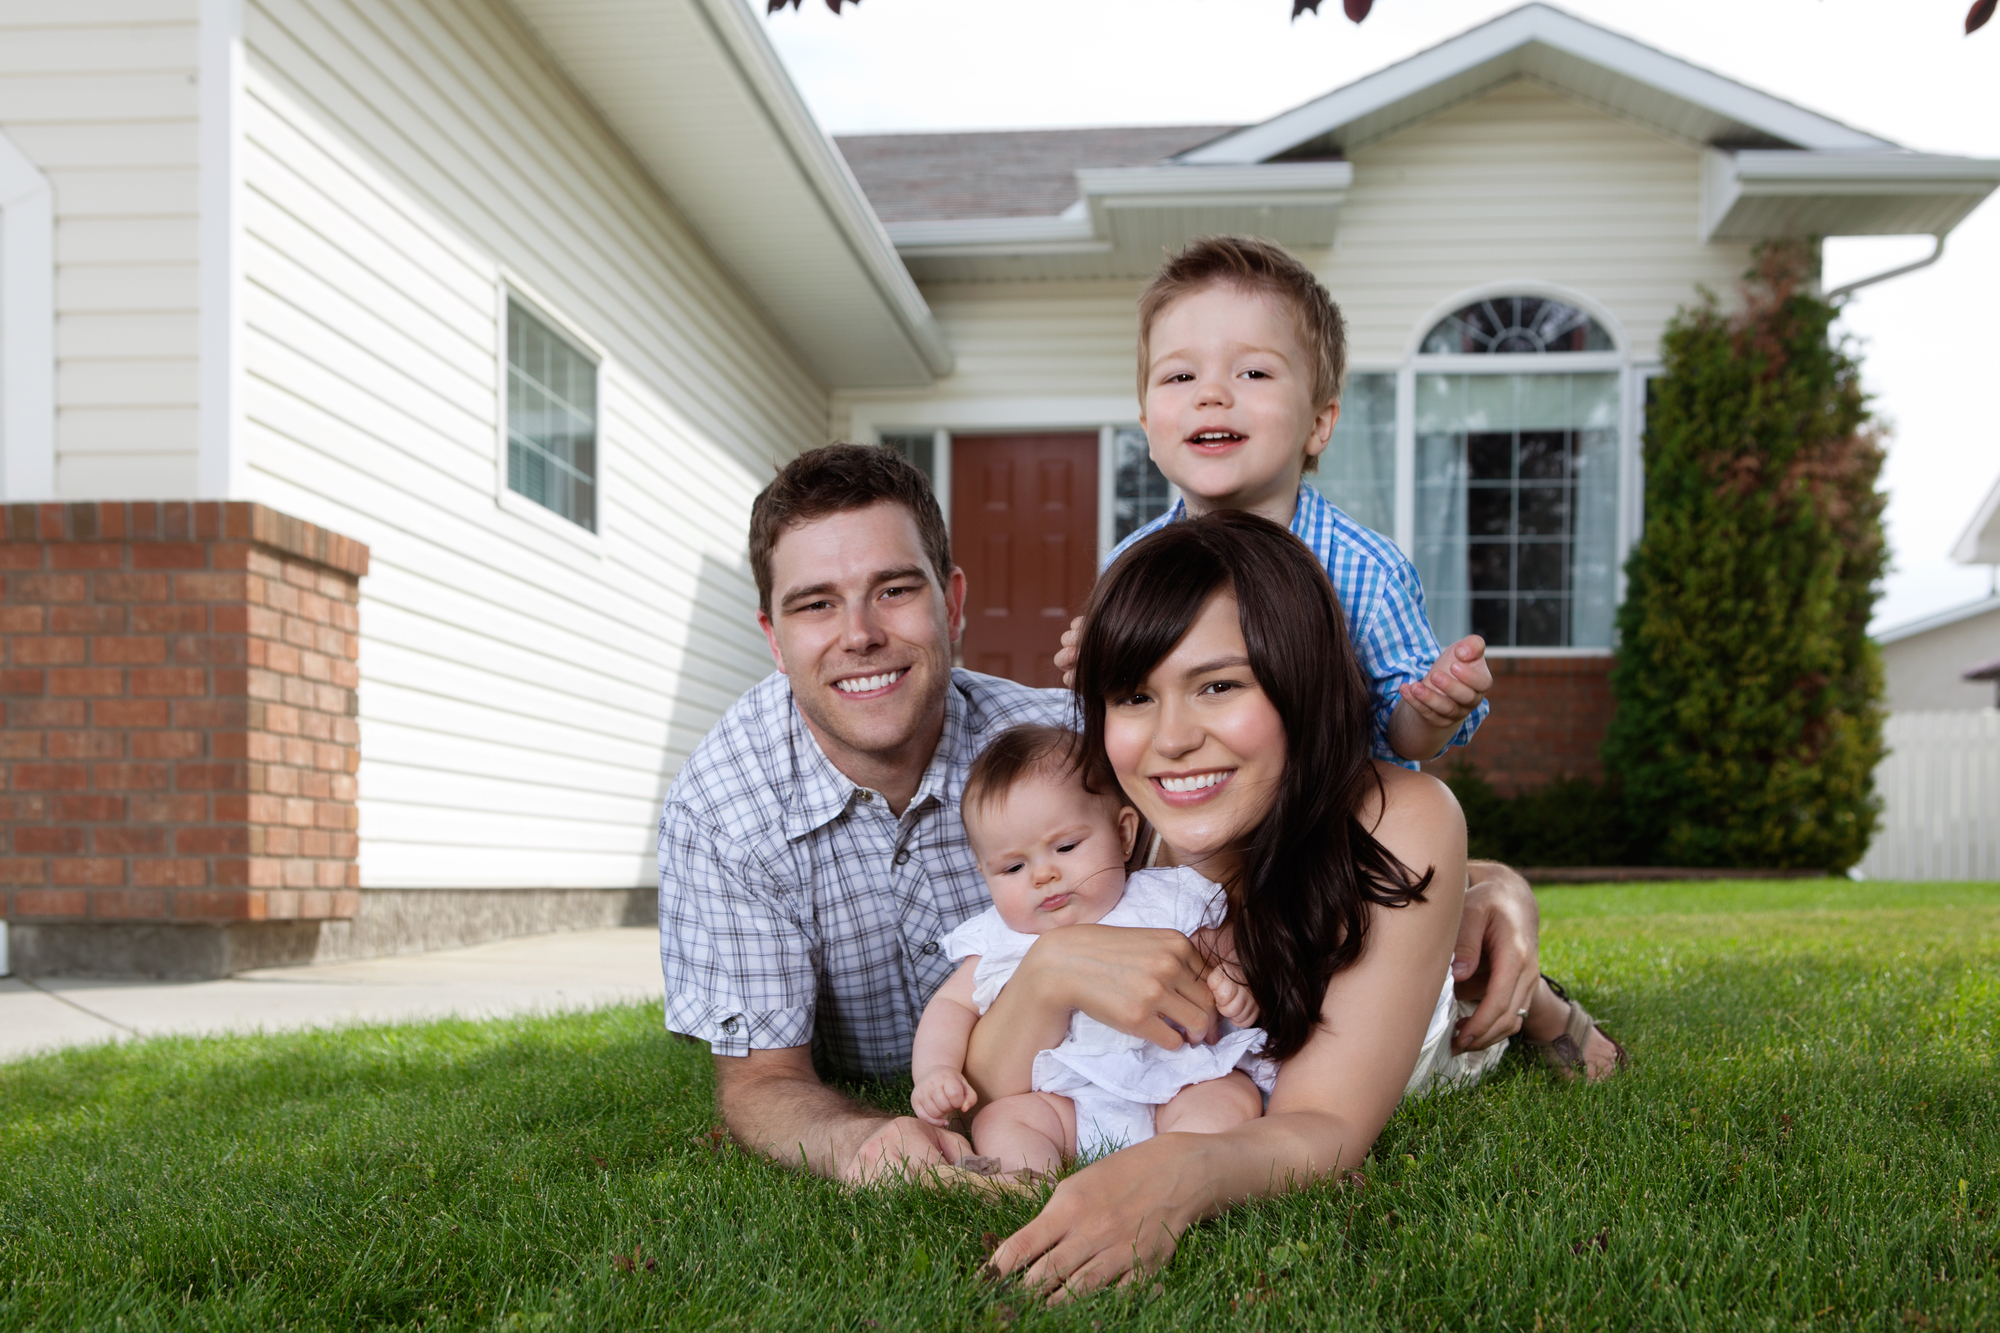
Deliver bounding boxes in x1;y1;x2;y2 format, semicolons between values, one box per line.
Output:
1141;283;1339;526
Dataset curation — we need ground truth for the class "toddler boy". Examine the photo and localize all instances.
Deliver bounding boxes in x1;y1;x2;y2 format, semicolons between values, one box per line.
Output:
1063;235;1489;766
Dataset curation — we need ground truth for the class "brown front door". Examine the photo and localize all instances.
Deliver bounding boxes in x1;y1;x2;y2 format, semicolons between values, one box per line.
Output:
952;432;1099;687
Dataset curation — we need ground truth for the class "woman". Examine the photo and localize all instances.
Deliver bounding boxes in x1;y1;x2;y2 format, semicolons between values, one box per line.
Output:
967;511;1622;1299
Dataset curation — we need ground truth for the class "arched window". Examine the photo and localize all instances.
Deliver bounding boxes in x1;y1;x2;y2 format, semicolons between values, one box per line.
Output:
1420;296;1615;356
1412;294;1622;651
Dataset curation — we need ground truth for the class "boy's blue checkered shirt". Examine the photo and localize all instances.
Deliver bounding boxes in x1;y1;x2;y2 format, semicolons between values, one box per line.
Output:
1105;485;1485;767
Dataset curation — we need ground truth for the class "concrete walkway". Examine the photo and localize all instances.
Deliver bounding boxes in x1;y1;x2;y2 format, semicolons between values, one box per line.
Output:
0;926;663;1064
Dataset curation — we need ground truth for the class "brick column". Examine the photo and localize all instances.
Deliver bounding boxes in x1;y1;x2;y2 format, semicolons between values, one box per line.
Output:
1425;655;1616;795
1;502;369;977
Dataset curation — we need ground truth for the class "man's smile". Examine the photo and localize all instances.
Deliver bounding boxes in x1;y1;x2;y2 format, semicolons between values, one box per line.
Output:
832;668;907;696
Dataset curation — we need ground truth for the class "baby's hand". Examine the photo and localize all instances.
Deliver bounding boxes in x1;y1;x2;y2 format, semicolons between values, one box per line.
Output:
1053;616;1083;688
910;1067;977;1127
1206;966;1260;1028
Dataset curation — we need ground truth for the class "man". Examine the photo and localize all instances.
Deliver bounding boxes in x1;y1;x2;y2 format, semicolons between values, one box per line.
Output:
657;444;1545;1182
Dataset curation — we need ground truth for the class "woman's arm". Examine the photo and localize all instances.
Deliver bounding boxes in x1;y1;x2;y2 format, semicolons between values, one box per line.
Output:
961;925;1219;1104
989;766;1467;1298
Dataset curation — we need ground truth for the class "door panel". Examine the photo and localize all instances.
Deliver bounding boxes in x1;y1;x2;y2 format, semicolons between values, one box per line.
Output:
953;432;1099;688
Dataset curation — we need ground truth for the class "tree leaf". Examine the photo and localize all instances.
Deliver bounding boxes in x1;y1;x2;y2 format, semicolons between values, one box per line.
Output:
1345;0;1375;21
1292;0;1324;16
1969;0;1996;34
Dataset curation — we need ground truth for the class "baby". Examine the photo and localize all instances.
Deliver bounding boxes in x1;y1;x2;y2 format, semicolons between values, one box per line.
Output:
910;723;1273;1176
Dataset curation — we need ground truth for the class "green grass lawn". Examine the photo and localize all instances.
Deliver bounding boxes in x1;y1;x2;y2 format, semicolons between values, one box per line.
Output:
2;880;1996;1331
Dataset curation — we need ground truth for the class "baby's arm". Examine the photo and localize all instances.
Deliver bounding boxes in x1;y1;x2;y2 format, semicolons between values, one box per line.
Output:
910;958;982;1127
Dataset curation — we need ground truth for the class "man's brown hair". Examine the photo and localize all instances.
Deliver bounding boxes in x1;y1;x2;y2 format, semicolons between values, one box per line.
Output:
963;723;1107;823
1136;235;1347;473
748;443;952;615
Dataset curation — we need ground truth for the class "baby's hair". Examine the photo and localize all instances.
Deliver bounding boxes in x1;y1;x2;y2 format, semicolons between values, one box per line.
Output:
1136;235;1347;474
963;723;1103;823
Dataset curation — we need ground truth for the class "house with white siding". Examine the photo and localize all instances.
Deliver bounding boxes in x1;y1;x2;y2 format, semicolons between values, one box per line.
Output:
0;1;1994;975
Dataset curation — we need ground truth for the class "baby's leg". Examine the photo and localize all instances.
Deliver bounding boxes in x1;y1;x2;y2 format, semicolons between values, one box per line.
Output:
1154;1070;1262;1136
971;1092;1077;1176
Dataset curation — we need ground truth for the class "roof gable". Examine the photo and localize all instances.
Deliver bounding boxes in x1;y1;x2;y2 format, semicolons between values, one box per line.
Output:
1177;3;1895;163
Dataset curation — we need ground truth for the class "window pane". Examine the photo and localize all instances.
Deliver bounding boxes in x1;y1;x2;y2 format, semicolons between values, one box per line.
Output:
1419;295;1615;355
1414;373;1619;648
1113;428;1172;543
1308;372;1395;539
506;297;598;532
880;433;936;489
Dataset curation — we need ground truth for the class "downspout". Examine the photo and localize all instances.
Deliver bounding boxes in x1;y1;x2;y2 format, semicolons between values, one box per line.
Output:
1826;233;1946;301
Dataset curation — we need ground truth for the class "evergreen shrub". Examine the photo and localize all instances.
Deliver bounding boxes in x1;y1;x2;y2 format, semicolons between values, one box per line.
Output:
1442;764;1629;867
1603;243;1887;870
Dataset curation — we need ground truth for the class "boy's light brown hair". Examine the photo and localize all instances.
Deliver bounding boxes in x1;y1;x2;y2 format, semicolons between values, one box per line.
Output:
963;723;1114;825
748;442;951;616
1136;235;1347;473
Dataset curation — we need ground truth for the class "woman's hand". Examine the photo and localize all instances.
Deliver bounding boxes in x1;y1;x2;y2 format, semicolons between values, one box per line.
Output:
987;1133;1206;1301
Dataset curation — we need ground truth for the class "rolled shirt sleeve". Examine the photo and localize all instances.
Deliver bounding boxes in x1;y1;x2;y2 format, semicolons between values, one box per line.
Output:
657;804;815;1057
1356;553;1487;765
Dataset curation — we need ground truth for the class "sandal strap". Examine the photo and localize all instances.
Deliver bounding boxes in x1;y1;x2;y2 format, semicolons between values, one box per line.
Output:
1525;978;1631;1076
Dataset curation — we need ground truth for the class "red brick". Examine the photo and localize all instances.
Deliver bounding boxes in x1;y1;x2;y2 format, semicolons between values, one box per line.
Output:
173;698;244;729
330;888;359;916
10;699;82;728
49;543;124;570
0;858;48;885
12;636;85;665
15;827;83;854
130;794;204;822
130;667;207;697
52;857;124;886
48;731;122;760
176;826;248;855
14;888;86;915
131;730;202;760
51;605;124;633
92;889;168;920
93;698;169;728
50;667;122;696
175;890;255;919
0;732;40;760
174;572;246;602
94;827;166;854
135;858;208;888
298;888;332;915
176;762;245;791
0;605;44;632
12;763;88;791
11;573;86;602
0;669;45;695
51;794;121;821
131;604;205;633
92;762;169;790
263;888;300;919
127;502;160;540
0;794;48;819
174;635;246;666
93;572;170;602
130;542;207;569
92;635;167;665
0;546;43;571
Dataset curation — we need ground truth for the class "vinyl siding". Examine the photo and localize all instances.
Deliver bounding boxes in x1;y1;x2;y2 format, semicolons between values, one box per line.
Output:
241;0;828;889
0;0;201;497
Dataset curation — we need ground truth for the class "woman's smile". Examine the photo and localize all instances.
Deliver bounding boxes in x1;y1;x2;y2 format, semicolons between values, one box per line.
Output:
1150;768;1236;803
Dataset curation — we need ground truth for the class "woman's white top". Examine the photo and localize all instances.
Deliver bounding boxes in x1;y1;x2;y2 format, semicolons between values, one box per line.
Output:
939;866;1276;1108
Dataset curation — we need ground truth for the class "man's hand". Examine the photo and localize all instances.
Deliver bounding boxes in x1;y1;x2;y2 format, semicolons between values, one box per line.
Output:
1205;965;1260;1028
844;1115;972;1185
1054;615;1083;688
1450;861;1542;1053
1398;633;1492;731
910;1066;978;1128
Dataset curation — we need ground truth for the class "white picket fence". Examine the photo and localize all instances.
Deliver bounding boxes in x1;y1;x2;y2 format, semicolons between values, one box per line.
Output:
1858;710;2000;881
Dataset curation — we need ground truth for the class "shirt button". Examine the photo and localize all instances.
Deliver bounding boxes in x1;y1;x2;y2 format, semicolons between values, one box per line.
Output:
921;941;939;956
720;1017;738;1033
894;850;911;865
857;791;873;803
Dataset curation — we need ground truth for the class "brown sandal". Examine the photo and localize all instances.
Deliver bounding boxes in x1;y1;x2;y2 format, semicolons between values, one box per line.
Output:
1524;975;1629;1081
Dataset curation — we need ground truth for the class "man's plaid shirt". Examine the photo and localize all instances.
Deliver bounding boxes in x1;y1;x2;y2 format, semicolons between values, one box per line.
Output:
1106;485;1486;767
657;668;1069;1079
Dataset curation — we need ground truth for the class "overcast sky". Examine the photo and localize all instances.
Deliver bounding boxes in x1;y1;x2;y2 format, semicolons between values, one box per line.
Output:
759;0;2000;632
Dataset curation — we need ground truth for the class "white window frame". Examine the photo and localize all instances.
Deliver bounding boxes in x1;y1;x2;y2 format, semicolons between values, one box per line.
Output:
494;274;609;556
1399;284;1636;658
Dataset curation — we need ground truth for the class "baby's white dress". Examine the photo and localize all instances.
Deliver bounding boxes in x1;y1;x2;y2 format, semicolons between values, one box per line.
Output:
940;865;1277;1158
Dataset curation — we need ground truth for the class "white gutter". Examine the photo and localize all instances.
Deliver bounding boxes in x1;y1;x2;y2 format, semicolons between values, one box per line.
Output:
691;0;953;377
1826;233;1944;301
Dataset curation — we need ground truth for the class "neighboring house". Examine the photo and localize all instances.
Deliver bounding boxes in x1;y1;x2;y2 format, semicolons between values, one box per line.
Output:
1;2;1996;975
1876;597;2000;714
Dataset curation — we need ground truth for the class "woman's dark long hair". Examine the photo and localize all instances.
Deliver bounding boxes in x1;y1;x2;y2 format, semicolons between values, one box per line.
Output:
1074;510;1433;1062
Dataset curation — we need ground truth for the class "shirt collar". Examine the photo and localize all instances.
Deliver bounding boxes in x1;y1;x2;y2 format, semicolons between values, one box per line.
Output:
780;676;969;841
1165;485;1318;535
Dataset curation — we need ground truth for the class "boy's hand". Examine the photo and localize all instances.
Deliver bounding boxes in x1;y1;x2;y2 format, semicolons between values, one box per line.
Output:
1204;966;1260;1028
911;1067;978;1127
1054;616;1083;689
1399;634;1492;729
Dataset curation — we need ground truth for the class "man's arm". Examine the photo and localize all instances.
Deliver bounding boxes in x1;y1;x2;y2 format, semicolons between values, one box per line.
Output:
714;1045;970;1183
1449;859;1543;1052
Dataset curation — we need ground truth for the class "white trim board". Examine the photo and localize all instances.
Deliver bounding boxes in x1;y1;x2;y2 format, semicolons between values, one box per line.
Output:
0;127;53;502
198;0;246;500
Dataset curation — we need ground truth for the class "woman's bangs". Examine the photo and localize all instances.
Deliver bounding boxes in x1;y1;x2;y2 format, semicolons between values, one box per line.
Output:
1081;540;1229;699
